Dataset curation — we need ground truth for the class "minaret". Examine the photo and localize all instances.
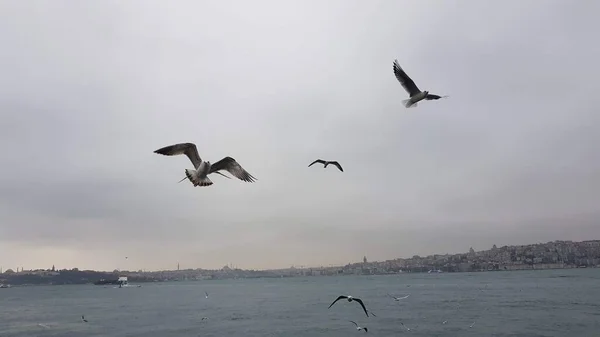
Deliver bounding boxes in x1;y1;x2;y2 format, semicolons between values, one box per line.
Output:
177;263;180;271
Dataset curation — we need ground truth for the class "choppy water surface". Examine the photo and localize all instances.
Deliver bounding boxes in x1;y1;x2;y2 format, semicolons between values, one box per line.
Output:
1;268;599;337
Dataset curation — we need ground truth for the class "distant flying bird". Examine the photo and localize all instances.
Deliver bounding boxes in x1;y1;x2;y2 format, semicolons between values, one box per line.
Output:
328;295;369;317
469;322;475;328
201;317;209;320
400;322;411;331
393;59;448;108
442;320;448;325
154;143;256;187
349;321;368;332
387;294;410;301
308;159;343;172
81;315;88;323
205;291;209;299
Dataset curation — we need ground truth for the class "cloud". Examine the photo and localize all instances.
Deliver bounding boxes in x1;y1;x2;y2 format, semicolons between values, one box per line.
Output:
1;0;599;271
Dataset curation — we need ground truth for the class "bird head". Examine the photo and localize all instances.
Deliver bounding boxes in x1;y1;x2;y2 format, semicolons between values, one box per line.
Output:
424;90;429;95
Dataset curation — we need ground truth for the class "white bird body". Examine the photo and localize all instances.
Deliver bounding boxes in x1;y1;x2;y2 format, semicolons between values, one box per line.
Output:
185;161;212;186
403;91;428;108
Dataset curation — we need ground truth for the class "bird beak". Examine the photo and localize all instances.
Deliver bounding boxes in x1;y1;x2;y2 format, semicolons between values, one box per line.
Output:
177;176;187;183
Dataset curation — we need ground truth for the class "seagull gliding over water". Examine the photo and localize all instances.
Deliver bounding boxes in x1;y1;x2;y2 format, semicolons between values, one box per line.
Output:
328;295;369;317
387;293;410;301
349;321;368;332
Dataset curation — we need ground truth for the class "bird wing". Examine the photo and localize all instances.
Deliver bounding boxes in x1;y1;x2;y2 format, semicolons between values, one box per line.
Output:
363;327;368;332
353;298;369;317
209;157;256;183
349;320;358;327
213;171;232;179
399;294;410;299
424;94;449;100
154;143;202;169
328;295;347;309
368;310;377;317
393;60;421;97
330;161;344;172
308;159;327;167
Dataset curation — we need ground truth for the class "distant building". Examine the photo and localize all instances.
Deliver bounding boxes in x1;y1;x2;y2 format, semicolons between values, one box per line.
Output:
363;256;367;263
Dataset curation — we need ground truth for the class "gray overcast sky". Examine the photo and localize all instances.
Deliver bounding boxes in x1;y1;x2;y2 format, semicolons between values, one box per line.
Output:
1;0;599;272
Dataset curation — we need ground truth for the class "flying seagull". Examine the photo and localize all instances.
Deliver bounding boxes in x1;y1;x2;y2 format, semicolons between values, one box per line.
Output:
349;321;368;333
205;291;209;299
81;315;88;323
393;59;448;108
387;293;410;301
308;159;343;172
328;295;369;317
400;322;412;331
154;143;256;187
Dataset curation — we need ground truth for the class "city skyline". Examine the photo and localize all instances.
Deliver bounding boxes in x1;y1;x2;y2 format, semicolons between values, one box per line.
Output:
1;1;599;271
3;236;599;273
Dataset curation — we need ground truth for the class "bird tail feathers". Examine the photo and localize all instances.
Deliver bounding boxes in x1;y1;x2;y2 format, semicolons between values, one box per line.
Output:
402;99;417;108
185;169;213;187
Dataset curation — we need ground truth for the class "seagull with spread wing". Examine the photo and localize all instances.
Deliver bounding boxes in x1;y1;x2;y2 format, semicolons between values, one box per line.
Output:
328;295;369;317
349;321;368;332
393;59;448;108
308;159;343;172
154;142;256;187
387;293;410;301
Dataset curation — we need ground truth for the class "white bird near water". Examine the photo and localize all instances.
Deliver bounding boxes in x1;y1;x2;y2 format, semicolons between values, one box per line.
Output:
349;320;368;332
393;59;448;108
400;322;413;331
328;295;370;317
154;142;256;187
387;293;410;301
